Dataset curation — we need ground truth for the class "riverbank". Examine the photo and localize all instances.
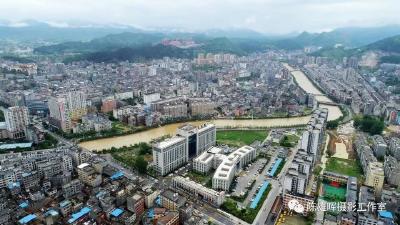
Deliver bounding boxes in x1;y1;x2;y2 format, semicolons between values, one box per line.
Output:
79;116;311;151
80;63;342;151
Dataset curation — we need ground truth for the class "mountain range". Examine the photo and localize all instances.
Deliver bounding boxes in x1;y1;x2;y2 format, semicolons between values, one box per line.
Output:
2;21;400;63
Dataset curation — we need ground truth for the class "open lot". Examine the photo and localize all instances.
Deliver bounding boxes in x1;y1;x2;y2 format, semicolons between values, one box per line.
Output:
216;130;268;147
280;214;308;225
232;158;268;200
325;157;363;178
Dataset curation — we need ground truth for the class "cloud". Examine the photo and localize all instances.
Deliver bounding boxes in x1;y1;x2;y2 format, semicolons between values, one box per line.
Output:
0;0;399;34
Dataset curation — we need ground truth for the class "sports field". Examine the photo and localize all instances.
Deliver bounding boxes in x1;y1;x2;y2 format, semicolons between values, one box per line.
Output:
322;183;346;202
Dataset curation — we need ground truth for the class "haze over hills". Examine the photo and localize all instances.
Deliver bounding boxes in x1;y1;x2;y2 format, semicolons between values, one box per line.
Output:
310;34;400;61
2;20;400;64
1;20;400;45
0;21;143;42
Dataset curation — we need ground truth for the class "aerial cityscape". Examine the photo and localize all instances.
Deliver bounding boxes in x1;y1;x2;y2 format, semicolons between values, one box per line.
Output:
1;0;400;225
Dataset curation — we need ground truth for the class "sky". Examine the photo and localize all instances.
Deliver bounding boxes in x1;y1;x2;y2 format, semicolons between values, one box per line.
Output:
0;0;399;34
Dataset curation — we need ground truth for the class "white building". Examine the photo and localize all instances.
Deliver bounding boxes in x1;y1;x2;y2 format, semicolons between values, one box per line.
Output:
212;154;240;191
212;146;256;191
4;106;29;139
176;123;216;158
197;124;216;154
153;136;187;176
143;92;160;105
173;176;225;206
193;147;222;174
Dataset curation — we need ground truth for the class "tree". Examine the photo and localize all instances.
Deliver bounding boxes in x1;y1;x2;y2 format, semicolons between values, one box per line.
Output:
134;156;148;174
326;120;339;129
138;143;152;155
353;115;384;135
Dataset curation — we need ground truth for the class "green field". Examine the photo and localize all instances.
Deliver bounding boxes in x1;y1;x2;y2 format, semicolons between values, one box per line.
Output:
325;157;363;177
280;134;300;147
216;130;268;147
186;170;211;184
322;183;346;202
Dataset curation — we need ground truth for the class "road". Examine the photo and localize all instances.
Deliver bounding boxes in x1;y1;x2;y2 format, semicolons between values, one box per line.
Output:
252;141;301;225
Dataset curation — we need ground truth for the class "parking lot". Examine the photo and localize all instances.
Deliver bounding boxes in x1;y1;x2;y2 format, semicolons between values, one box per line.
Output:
232;158;268;197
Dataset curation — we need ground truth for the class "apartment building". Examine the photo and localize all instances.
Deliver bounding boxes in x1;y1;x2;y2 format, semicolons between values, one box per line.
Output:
3;106;29;139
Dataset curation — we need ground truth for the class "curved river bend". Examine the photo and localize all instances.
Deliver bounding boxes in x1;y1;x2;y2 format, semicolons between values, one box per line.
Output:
80;63;342;151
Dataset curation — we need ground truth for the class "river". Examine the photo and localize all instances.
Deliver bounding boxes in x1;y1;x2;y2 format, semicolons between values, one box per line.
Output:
79;63;342;151
283;63;343;121
79;117;311;151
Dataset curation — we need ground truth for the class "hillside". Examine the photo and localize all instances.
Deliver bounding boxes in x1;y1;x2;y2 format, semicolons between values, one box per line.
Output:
309;35;400;64
270;25;400;50
364;35;400;53
34;32;166;54
62;36;268;63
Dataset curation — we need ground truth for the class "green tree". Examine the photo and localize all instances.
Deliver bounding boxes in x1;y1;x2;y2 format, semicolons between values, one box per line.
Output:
134;156;148;174
353;115;384;135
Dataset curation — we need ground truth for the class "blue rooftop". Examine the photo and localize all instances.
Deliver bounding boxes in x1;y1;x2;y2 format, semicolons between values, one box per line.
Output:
267;158;283;177
250;181;270;209
18;214;37;224
0;143;32;150
147;208;154;218
379;211;394;219
8;182;21;189
68;207;91;224
110;171;124;180
19;201;28;209
110;208;124;217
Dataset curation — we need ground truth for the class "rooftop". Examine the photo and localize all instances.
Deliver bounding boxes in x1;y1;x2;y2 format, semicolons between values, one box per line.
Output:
68;207;91;224
110;208;124;217
18;214;37;224
154;136;185;149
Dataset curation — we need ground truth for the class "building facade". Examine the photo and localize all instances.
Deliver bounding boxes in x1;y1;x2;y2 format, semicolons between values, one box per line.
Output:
153;137;187;176
4;106;29;139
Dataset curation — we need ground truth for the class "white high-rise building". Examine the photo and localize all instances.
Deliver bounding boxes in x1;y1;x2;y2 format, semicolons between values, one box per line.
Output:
176;123;216;158
197;124;216;154
4;106;29;139
48;91;87;132
153;136;187;176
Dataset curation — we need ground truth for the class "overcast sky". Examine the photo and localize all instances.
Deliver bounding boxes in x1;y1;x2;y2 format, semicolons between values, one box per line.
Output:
0;0;399;34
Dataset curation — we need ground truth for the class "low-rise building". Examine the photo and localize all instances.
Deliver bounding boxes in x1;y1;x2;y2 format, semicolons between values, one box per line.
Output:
365;162;385;197
358;186;384;225
389;137;400;160
372;135;387;159
193;147;222;174
160;190;186;211
172;176;225;206
77;163;102;187
127;194;145;218
62;179;82;198
212;146;256;191
384;156;400;186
